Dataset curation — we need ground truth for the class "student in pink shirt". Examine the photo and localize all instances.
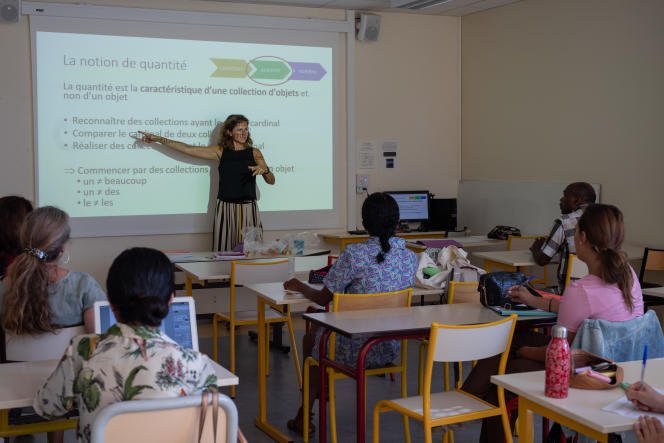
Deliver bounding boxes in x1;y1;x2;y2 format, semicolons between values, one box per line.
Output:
463;203;643;442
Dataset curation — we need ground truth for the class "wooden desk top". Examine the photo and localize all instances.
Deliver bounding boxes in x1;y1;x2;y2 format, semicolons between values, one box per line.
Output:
245;282;448;308
0;360;237;410
168;249;330;263
492;358;664;435
642;286;664;298
320;231;446;240
472;250;540;267
473;245;643;268
303;304;501;337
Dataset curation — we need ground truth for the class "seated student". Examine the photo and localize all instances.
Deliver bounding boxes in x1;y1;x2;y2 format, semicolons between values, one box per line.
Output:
34;247;219;443
530;181;596;289
0;206;106;335
463;203;644;442
0;195;33;278
625;382;664;443
282;192;418;436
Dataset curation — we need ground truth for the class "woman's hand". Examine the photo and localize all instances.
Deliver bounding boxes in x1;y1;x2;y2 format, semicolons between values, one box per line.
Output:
284;278;306;292
249;165;268;176
138;131;160;143
507;285;536;306
626;382;664;413
634;416;664;443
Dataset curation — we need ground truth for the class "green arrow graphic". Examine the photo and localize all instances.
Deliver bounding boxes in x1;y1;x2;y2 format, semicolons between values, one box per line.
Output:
250;60;290;80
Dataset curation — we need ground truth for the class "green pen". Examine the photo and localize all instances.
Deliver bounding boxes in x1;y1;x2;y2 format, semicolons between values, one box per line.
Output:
620;382;630;390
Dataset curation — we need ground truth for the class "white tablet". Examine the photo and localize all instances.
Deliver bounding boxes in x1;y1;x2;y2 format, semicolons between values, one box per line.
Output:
93;297;199;351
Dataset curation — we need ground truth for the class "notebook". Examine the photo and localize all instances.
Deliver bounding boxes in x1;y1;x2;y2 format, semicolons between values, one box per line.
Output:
488;305;557;317
93;297;199;351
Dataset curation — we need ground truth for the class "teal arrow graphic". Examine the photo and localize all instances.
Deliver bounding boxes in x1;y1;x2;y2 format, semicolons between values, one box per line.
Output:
250;60;290;80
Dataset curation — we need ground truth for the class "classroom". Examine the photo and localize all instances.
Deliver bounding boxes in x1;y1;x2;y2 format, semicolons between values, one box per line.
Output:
1;0;663;442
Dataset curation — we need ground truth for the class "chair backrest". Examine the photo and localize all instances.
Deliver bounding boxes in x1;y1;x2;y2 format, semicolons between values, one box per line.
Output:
639;247;664;284
331;288;412;312
230;259;291;286
564;253;589;288
571;310;664;362
327;255;338;266
447;281;480;304
428;315;517;364
507;235;543;251
5;325;86;361
90;393;239;443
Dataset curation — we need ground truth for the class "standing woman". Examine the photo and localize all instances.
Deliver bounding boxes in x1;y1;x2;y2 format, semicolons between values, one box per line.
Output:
139;114;275;251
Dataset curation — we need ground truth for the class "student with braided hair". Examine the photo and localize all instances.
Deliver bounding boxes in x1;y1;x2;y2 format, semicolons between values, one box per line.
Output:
282;192;418;436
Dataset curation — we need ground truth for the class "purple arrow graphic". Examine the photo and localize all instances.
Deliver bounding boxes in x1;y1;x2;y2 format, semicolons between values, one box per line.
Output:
288;62;327;81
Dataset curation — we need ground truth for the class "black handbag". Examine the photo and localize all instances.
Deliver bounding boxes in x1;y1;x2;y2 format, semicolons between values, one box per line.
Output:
478;271;527;307
308;265;332;284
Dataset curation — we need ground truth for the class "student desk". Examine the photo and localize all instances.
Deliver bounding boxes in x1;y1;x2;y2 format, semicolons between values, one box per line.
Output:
303;304;554;443
492;358;664;443
173;249;331;296
473;244;644;273
0;359;238;437
406;235;507;252
244;282;460;443
320;231;446;252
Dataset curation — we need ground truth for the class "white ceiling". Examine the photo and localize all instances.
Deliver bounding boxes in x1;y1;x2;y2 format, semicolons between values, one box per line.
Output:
208;0;521;16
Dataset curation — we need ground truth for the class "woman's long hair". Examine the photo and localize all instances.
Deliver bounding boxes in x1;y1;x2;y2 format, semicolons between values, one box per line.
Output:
0;196;33;276
577;203;634;311
362;193;400;263
218;114;253;150
1;206;71;335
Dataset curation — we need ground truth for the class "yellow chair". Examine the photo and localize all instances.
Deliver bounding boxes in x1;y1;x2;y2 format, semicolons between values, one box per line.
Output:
418;281;481;418
1;326;84;438
563;253;588;289
90;392;240;443
373;315;518;443
302;288;412;443
212;259;301;398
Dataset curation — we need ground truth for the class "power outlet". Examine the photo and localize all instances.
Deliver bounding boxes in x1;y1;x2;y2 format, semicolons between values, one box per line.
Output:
356;174;368;194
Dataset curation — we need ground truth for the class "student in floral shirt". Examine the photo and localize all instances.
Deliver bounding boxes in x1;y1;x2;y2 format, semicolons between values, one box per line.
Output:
283;192;418;436
34;247;218;443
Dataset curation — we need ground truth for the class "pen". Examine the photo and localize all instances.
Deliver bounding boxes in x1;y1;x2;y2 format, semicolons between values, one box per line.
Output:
640;345;648;387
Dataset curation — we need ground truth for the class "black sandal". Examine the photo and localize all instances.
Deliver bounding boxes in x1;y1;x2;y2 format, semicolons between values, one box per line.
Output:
287;417;315;436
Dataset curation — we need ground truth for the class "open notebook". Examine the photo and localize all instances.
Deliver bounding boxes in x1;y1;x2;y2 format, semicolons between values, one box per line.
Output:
93;297;199;351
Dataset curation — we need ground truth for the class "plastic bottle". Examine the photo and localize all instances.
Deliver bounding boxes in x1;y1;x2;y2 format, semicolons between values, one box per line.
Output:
545;325;571;398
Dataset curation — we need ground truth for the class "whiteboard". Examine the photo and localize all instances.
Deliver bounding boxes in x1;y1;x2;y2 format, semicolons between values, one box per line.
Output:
457;180;601;237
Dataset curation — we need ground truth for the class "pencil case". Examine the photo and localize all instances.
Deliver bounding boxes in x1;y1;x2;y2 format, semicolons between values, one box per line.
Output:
569;350;623;390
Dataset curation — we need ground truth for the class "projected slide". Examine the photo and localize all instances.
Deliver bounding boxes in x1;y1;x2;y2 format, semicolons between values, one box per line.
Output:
35;32;333;217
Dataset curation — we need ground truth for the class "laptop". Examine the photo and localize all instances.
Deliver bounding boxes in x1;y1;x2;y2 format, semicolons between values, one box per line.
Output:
93;297;199;351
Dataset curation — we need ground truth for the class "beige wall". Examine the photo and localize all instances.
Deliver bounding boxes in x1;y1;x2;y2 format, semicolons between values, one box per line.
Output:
0;1;460;283
462;0;664;247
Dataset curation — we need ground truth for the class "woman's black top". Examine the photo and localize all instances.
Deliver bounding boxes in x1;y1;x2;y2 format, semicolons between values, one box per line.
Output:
217;147;257;203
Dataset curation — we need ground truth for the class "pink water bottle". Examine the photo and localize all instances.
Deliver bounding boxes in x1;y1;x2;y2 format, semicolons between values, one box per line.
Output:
545;325;570;398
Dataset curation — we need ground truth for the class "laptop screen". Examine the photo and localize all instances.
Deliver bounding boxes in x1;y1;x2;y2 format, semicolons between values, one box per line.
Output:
93;297;198;351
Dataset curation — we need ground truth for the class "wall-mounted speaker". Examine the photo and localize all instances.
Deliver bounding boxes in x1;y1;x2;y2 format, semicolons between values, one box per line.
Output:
356;13;380;42
0;0;20;23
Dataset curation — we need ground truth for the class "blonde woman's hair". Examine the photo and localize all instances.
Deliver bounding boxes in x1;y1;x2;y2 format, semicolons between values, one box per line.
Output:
1;206;70;335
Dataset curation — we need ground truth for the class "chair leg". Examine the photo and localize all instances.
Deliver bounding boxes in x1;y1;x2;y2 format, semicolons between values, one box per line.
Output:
424;422;433;443
372;402;383;443
400;340;411;443
443;362;450;391
265;323;270;377
418;340;427;395
212;315;219;363
285;312;303;389
303;357;316;443
229;320;236;398
329;369;339;443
